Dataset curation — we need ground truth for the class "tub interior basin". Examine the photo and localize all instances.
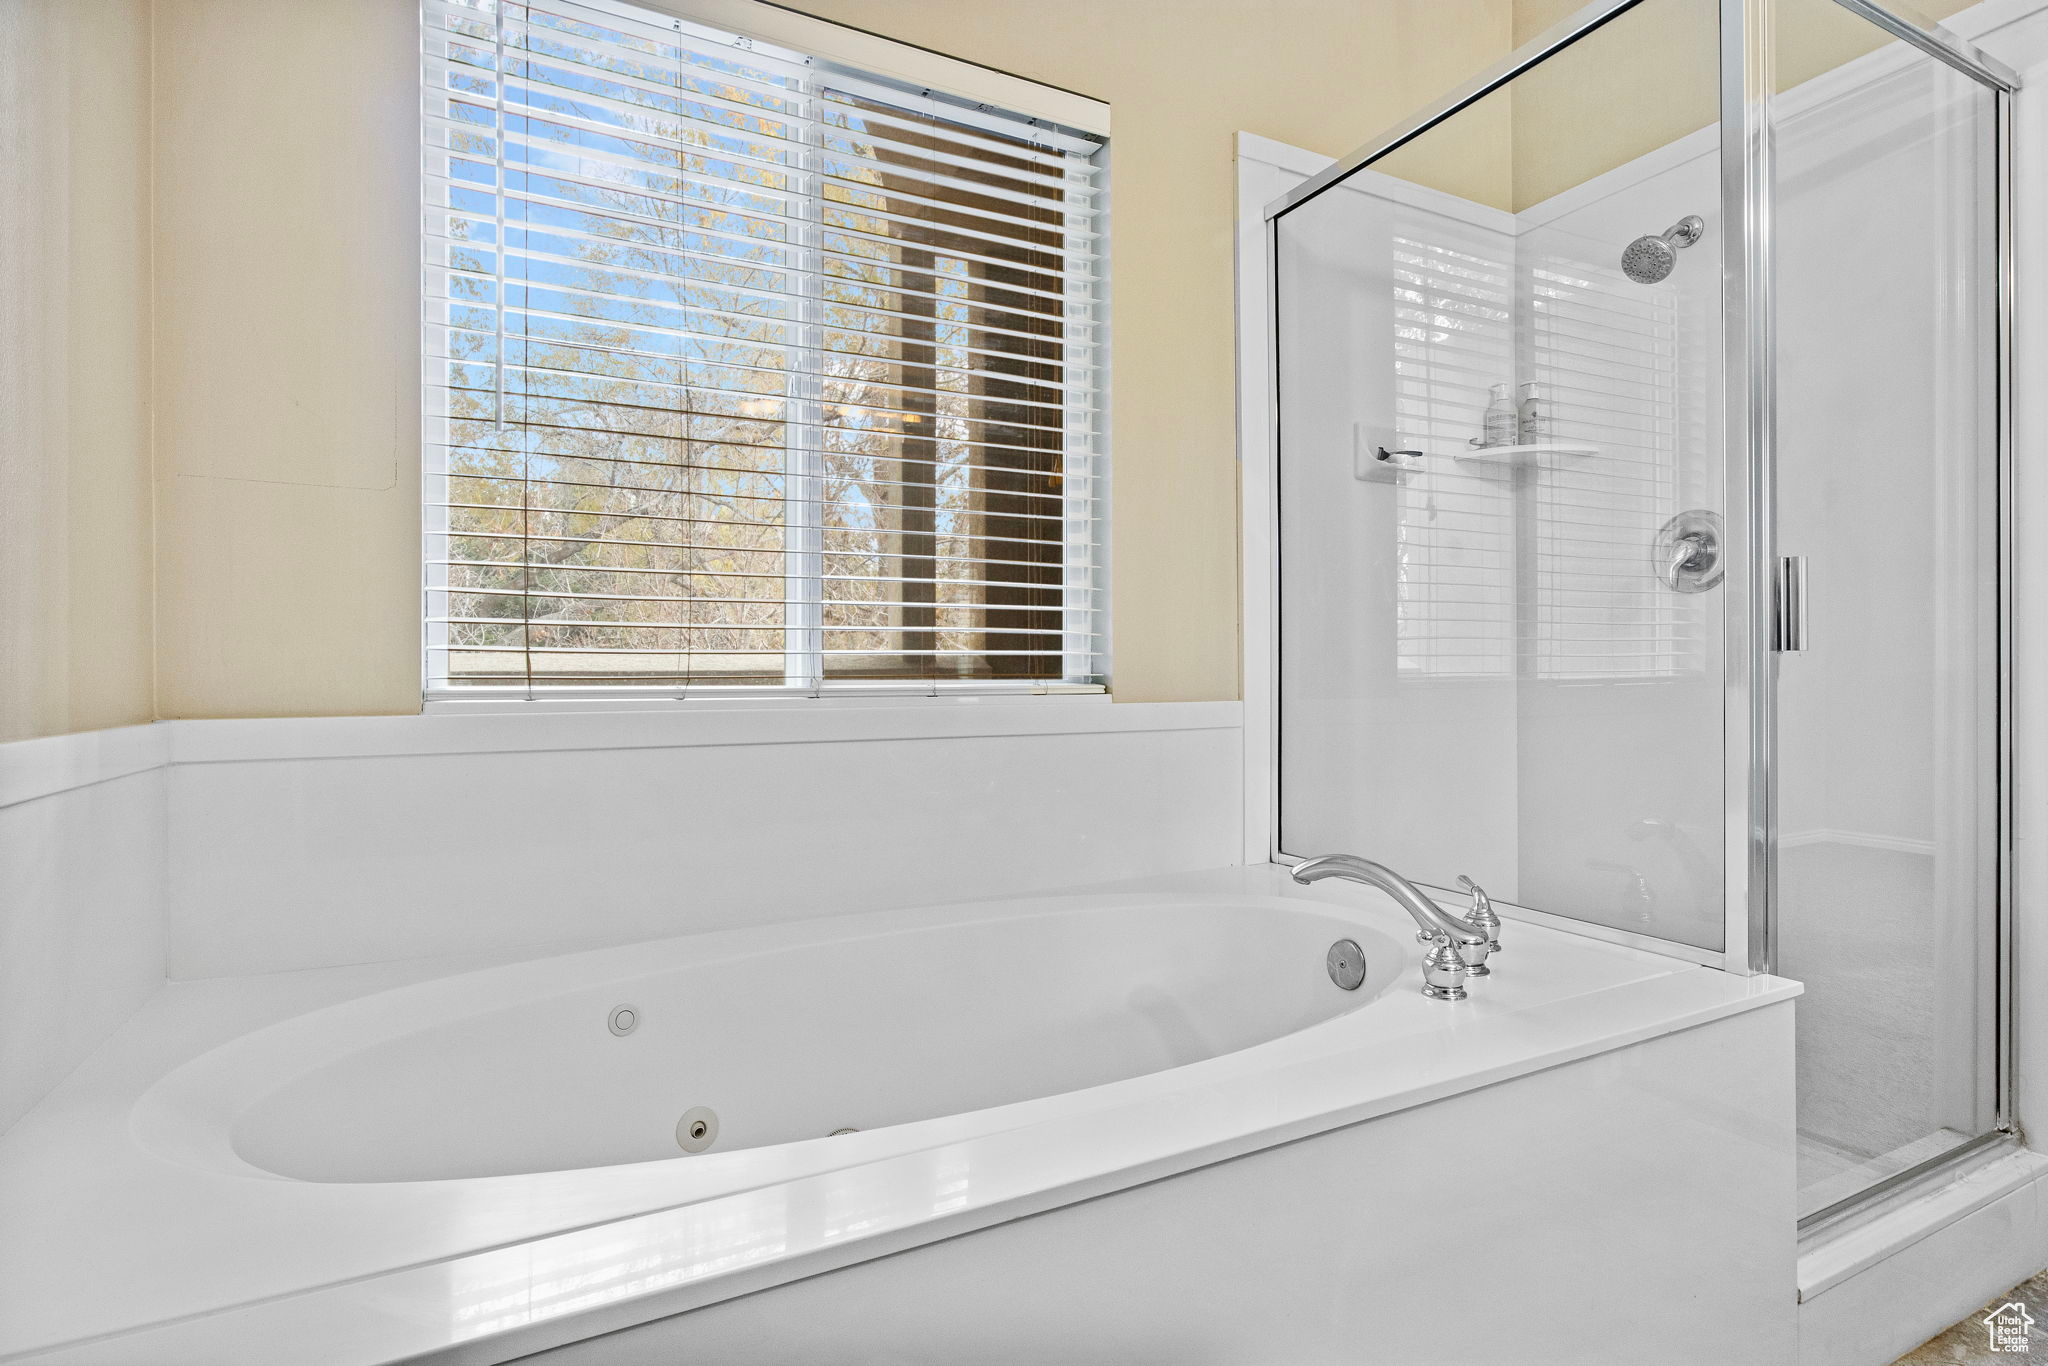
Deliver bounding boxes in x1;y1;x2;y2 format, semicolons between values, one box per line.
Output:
223;899;1404;1183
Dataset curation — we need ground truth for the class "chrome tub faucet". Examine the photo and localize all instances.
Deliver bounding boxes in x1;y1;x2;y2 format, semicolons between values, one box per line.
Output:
1289;855;1501;1000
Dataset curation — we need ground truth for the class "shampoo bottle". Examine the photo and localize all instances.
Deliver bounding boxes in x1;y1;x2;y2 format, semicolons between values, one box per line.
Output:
1517;382;1547;443
1482;383;1518;447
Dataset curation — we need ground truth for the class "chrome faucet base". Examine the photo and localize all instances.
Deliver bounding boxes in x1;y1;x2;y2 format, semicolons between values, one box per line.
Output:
1463;961;1491;978
1419;937;1470;1000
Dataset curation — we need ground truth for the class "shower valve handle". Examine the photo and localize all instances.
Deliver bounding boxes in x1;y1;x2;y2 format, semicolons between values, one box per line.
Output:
1656;510;1725;594
1668;534;1709;579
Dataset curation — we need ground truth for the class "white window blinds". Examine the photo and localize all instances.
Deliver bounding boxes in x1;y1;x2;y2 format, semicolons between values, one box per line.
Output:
421;0;1106;696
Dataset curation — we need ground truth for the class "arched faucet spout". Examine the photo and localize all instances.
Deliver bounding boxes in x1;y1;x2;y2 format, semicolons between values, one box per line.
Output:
1290;854;1491;948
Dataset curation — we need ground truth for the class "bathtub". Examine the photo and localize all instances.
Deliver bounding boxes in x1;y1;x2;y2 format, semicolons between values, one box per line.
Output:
0;866;1800;1364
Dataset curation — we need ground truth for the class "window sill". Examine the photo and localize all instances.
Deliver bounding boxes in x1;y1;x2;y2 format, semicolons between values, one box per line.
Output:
419;682;1109;716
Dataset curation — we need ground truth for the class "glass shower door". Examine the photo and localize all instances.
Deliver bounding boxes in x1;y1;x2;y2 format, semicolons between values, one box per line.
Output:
1264;0;2012;1227
1270;0;1733;957
1769;0;2004;1220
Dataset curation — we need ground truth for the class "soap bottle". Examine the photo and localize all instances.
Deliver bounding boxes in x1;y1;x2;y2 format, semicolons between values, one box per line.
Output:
1517;382;1548;443
1482;383;1518;447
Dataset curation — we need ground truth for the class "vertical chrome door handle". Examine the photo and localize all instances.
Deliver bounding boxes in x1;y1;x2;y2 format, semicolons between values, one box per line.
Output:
1775;555;1808;653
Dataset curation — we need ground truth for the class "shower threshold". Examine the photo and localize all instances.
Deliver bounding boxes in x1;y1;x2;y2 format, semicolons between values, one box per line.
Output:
1799;1128;1994;1223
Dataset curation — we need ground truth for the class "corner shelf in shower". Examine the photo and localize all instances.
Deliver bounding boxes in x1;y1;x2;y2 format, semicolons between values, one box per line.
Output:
1453;442;1600;465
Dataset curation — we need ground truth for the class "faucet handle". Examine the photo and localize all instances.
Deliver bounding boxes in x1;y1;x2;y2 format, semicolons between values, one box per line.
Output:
1416;876;1494;944
1419;937;1469;1001
1457;875;1502;954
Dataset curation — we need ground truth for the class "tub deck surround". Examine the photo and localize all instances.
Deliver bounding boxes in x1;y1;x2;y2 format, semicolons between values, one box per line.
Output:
0;866;1799;1365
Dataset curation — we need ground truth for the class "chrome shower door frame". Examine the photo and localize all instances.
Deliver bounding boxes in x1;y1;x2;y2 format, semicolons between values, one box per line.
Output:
1723;0;1773;979
1262;0;1737;971
1262;10;2016;1173
1259;0;2021;1241
1268;0;1745;972
1766;0;2020;1229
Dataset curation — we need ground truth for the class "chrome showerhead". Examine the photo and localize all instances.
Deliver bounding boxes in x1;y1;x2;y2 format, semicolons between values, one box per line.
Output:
1621;214;1705;284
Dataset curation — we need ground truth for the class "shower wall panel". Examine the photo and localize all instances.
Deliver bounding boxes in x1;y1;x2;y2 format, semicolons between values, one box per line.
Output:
1275;176;1523;898
1509;134;1726;949
1277;123;1725;949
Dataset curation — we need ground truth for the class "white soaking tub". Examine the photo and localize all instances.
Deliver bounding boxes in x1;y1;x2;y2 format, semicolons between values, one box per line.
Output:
0;866;1801;1365
170;897;1412;1185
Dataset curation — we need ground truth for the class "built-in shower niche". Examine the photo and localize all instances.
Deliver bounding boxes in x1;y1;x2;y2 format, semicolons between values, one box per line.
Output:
1275;0;1727;952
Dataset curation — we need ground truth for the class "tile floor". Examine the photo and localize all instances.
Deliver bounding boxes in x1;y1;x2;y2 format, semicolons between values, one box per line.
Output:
1894;1268;2048;1363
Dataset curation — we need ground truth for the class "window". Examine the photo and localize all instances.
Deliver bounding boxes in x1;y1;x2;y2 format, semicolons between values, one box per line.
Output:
421;0;1106;697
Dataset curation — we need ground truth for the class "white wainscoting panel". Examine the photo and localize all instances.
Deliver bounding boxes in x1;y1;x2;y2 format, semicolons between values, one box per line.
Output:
508;1001;1799;1366
165;703;1245;979
0;760;167;1132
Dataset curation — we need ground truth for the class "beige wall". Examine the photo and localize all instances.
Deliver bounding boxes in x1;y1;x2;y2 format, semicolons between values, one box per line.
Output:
143;0;1517;715
770;0;1514;703
10;0;1521;733
138;0;1517;717
1514;0;1975;60
152;0;421;719
1506;0;1719;212
4;0;2002;730
0;0;157;743
1502;0;1980;214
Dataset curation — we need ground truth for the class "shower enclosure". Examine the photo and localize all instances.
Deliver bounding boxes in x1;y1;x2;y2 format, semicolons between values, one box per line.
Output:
1263;0;2012;1224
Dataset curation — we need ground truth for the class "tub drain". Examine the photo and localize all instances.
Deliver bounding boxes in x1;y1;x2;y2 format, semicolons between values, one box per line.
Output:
828;1127;859;1137
676;1106;719;1153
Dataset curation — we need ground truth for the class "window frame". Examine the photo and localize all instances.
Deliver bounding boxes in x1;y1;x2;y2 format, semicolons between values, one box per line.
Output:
418;0;1112;707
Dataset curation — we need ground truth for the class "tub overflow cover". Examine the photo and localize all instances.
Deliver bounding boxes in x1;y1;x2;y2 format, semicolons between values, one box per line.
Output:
1327;940;1368;991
